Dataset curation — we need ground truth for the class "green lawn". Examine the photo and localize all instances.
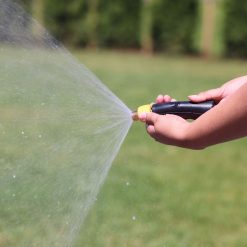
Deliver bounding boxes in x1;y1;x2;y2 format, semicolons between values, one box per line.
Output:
73;50;247;247
1;48;247;247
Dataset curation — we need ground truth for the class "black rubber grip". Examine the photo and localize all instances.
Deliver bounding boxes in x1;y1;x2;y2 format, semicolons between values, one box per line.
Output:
151;100;215;120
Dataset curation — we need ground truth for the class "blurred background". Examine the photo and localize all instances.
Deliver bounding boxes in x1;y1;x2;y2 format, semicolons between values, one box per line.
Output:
3;0;247;246
22;0;247;58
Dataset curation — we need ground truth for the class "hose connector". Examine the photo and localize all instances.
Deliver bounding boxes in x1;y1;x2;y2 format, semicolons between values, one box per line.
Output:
132;104;152;121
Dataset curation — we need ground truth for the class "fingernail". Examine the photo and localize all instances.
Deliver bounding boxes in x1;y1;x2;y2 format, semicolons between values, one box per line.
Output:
189;95;198;98
139;112;146;122
156;95;163;103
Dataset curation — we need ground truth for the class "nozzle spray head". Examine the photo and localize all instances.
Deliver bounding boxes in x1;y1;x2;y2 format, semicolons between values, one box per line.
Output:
132;104;152;121
131;111;139;121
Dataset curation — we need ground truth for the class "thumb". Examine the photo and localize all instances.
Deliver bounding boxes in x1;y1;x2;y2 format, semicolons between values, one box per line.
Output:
188;88;223;103
138;112;159;125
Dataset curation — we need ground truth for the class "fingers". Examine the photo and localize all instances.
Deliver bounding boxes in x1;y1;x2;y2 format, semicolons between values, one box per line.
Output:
138;112;158;140
188;88;223;102
146;124;156;136
138;112;159;125
156;95;164;103
156;94;176;103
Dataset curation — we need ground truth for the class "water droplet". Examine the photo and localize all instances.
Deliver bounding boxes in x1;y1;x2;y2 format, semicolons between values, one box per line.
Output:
13;175;16;179
38;134;42;138
126;182;130;186
12;193;16;197
132;216;136;221
21;131;25;135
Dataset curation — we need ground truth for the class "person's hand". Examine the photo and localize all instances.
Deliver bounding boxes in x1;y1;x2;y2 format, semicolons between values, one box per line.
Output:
188;76;247;104
139;94;193;148
139;111;191;147
155;94;176;104
139;76;247;149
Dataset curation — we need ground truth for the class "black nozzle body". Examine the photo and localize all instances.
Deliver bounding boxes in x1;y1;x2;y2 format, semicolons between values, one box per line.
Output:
151;100;215;120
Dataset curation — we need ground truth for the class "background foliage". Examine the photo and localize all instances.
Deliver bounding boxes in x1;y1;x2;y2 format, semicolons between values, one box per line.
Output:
152;0;198;53
43;0;198;53
44;0;88;46
19;0;247;57
16;0;247;57
223;0;247;57
98;0;141;48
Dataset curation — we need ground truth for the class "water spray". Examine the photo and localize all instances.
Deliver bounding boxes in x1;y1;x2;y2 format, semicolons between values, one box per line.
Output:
0;1;132;246
132;100;215;121
0;1;216;246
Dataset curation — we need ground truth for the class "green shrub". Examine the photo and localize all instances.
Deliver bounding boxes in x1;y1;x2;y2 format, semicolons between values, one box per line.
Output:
98;0;142;48
223;0;247;57
21;0;32;11
152;0;198;53
44;0;89;46
43;0;198;52
44;0;142;48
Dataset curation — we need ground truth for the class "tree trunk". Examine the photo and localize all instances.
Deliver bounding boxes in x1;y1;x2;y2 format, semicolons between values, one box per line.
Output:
31;0;44;38
86;0;99;48
140;0;154;54
201;0;217;57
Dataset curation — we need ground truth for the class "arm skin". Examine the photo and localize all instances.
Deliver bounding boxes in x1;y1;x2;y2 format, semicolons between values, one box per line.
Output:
186;82;247;149
139;76;247;150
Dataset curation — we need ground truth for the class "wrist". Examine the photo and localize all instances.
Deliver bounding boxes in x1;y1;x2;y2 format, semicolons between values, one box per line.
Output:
182;123;206;150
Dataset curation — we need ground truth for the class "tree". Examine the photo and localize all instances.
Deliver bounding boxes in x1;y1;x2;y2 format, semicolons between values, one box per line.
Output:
140;0;154;53
200;0;218;57
152;0;198;53
84;0;99;48
31;0;44;38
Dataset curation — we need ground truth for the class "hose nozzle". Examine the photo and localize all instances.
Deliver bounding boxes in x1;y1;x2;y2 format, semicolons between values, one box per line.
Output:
132;104;152;121
132;100;215;121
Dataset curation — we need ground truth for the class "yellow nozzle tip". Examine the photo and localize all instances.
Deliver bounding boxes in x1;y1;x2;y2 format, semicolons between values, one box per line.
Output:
137;104;152;114
132;104;152;121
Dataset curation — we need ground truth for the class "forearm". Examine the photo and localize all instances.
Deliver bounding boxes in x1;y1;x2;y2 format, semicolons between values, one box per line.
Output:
186;83;247;149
